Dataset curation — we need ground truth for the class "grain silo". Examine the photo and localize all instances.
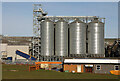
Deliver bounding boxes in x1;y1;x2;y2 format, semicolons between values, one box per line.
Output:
69;19;87;57
55;19;68;57
88;18;104;57
41;19;54;57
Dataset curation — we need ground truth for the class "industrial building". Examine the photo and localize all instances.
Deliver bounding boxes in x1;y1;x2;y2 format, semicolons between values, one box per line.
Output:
63;59;119;74
0;43;29;61
0;36;32;61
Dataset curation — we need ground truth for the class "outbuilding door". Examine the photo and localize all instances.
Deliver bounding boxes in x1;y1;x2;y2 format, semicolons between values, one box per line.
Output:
85;67;92;73
77;65;81;72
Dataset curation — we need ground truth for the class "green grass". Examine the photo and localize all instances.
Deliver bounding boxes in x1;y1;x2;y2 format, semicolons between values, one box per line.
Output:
2;64;119;79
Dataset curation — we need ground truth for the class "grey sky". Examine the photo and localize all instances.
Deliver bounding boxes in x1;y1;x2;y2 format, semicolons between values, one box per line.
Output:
0;1;2;35
2;2;118;38
2;0;120;2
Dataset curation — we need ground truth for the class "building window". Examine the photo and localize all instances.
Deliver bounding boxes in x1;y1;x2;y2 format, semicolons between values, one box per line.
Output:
114;65;119;70
96;65;101;70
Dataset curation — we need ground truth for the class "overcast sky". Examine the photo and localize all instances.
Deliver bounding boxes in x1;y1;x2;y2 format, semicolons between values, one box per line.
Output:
2;2;118;38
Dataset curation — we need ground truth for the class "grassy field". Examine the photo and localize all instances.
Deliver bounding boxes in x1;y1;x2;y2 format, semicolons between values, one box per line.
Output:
2;64;119;79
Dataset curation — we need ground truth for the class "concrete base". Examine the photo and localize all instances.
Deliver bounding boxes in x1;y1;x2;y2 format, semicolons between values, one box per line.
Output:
69;54;105;58
39;56;68;62
39;54;105;61
69;54;86;58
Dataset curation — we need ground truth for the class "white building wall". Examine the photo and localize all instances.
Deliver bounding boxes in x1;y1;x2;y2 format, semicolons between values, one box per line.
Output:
0;43;7;58
7;45;29;61
0;43;7;51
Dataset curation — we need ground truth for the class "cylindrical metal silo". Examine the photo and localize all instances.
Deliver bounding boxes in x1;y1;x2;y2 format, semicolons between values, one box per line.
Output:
69;19;86;55
55;19;68;56
88;18;104;55
41;19;54;56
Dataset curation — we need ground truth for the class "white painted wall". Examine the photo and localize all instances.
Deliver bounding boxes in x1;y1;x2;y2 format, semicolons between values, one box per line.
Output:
0;43;29;61
0;43;7;51
0;43;7;58
7;45;29;61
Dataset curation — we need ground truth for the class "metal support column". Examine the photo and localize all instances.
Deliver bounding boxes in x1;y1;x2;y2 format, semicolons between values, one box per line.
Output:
32;4;42;60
